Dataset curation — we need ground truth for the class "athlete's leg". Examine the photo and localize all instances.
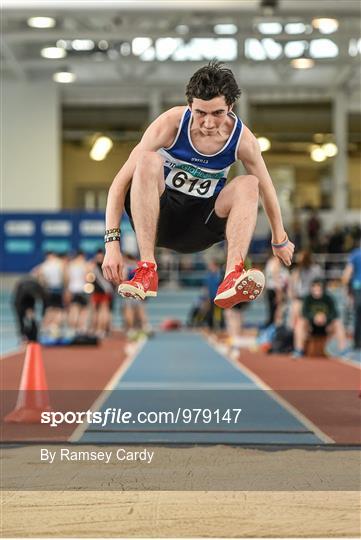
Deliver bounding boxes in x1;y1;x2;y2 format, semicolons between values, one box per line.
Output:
213;175;265;308
130;151;165;263
215;175;259;275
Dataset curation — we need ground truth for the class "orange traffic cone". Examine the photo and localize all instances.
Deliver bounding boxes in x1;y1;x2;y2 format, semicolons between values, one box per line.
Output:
5;342;52;423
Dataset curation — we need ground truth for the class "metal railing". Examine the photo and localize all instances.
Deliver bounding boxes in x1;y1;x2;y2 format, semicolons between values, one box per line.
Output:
155;251;350;288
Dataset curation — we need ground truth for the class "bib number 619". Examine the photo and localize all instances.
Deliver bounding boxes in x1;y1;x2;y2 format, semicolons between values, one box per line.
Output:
172;171;211;196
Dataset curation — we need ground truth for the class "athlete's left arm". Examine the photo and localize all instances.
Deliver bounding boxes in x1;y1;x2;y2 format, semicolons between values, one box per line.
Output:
237;125;295;266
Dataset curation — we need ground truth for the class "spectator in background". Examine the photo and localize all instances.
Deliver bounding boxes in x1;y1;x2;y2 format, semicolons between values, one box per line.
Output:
326;224;345;278
264;254;289;327
342;240;361;351
13;275;46;342
65;250;90;335
328;225;345;255
224;302;249;356
34;251;65;337
291;211;303;251
306;208;321;251
289;250;323;327
204;259;224;329
292;278;348;358
187;294;212;328
88;250;114;338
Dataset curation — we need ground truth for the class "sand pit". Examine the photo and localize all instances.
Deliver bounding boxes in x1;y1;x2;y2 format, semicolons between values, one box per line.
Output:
2;490;360;537
1;445;360;537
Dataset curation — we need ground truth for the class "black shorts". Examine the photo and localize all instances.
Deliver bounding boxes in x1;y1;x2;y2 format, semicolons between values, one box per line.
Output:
71;293;88;307
45;291;63;309
311;323;327;336
125;186;227;253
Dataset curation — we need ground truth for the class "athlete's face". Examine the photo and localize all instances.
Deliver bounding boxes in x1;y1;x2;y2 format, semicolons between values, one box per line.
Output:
190;96;232;135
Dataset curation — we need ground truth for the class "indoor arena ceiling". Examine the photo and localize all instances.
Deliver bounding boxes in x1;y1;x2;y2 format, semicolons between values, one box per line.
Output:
2;0;361;106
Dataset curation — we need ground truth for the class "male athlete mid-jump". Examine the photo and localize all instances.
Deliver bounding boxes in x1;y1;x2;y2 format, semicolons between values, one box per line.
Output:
102;61;294;308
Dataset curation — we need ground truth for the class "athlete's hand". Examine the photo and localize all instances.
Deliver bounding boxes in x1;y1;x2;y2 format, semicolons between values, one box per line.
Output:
102;243;124;284
272;237;295;267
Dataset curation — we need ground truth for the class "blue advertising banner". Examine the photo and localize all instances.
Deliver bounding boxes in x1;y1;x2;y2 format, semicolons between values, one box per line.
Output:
0;211;134;273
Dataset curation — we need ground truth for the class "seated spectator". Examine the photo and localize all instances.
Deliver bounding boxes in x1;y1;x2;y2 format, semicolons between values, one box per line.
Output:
292;278;348;358
289;250;323;327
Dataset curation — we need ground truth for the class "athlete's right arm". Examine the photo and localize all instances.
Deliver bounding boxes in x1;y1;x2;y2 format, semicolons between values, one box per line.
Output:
102;107;184;283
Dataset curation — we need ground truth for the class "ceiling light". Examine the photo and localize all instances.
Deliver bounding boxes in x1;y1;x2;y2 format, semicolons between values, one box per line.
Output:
155;38;182;61
98;40;109;50
284;41;307;58
311;147;327;162
53;71;76;84
348;38;361;57
132;37;152;56
214;24;238;35
171;38;237;62
175;25;189;35
322;143;338;157
120;42;131;56
261;38;282;59
56;39;70;49
53;71;76;83
245;38;267;61
284;22;306;35
71;39;95;51
257;22;282;35
309;39;338;58
257;137;271;152
90;136;113;161
291;58;314;69
27;16;55;29
312;18;339;34
41;47;67;59
140;47;156;61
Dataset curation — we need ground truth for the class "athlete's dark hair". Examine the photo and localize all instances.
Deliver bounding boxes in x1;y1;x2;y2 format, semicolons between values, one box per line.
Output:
186;61;241;106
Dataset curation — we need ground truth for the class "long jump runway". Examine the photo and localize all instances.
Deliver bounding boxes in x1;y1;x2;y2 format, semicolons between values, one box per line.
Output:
78;331;326;445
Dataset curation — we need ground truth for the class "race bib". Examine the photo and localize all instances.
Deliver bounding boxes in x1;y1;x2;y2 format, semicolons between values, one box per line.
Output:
164;161;224;199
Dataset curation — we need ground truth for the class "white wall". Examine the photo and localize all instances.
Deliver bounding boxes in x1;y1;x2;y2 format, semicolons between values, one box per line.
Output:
1;81;60;210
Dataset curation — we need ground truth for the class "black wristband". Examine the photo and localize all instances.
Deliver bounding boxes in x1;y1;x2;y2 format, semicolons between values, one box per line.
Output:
104;236;120;243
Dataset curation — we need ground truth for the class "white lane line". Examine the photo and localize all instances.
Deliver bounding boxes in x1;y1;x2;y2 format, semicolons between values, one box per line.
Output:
204;333;334;444
69;338;147;442
117;382;256;389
